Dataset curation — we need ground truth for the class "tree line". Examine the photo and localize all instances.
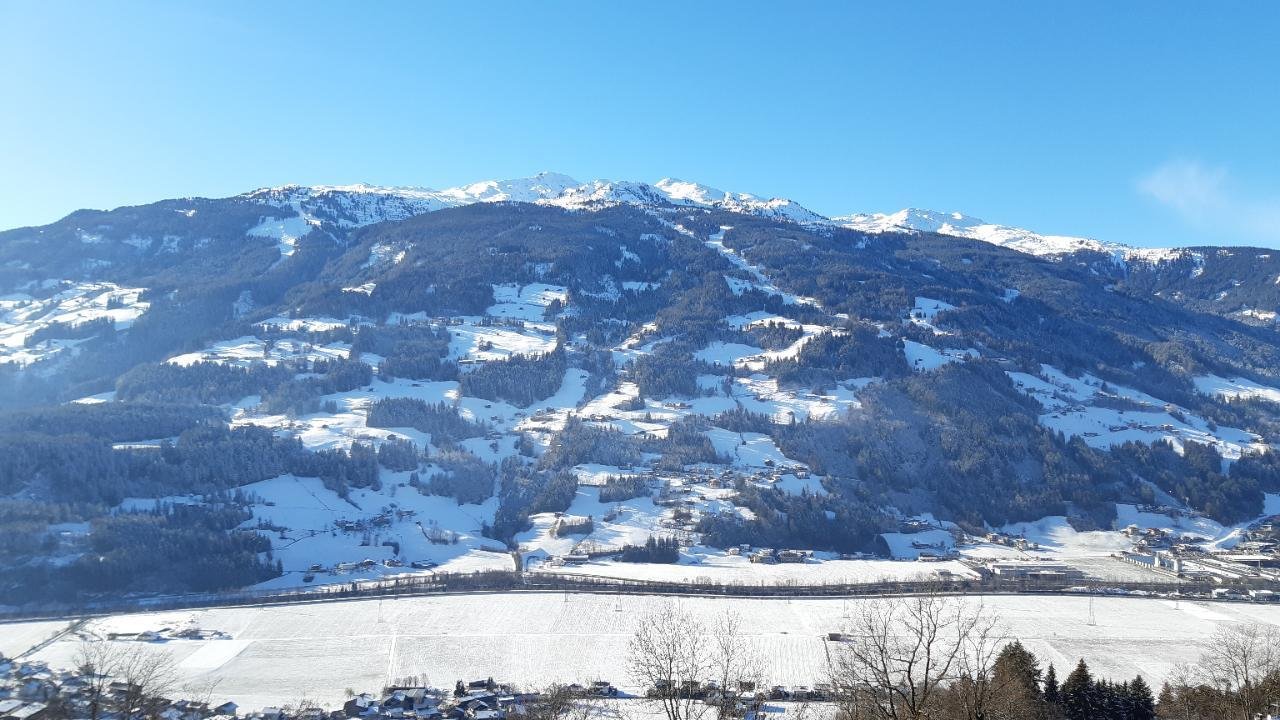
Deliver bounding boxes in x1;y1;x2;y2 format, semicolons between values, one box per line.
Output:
625;590;1278;720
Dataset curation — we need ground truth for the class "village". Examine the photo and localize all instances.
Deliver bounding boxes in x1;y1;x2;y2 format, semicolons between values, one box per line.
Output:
244;452;1280;600
0;654;842;720
1116;509;1280;596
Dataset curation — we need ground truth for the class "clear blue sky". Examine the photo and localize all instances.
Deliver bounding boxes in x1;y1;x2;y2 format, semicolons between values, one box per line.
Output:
2;2;1278;248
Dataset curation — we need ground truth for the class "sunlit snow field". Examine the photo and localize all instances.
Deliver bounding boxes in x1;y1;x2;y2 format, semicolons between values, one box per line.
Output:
7;593;1280;711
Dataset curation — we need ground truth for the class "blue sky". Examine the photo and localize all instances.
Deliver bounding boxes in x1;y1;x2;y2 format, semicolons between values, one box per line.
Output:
2;2;1278;248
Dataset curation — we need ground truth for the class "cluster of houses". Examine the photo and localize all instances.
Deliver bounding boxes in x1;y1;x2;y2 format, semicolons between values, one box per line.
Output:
0;698;49;720
977;531;1039;553
0;660;629;720
649;679;833;704
1120;523;1180;551
1237;516;1280;553
1112;512;1280;594
732;547;811;564
335;679;560;720
0;656;236;720
1121;539;1280;590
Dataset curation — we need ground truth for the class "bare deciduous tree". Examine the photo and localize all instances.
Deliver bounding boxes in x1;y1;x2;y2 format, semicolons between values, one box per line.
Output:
522;685;606;720
827;592;991;720
1199;622;1280;720
112;644;178;720
74;642;116;720
946;612;1026;720
283;693;323;717
627;603;711;720
74;640;177;720
709;610;764;720
181;675;223;710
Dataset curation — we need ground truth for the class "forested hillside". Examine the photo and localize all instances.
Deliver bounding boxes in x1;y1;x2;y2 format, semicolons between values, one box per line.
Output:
2;176;1279;605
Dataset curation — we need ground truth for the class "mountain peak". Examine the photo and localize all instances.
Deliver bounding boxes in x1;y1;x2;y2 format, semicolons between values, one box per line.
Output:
653;178;729;205
835;206;1133;258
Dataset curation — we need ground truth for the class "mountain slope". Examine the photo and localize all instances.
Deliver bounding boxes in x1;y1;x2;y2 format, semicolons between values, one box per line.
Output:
2;175;1280;604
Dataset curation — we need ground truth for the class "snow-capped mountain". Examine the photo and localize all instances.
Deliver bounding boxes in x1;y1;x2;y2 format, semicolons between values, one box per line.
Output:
833;208;1129;258
245;173;1167;260
242;172;829;231
5;169;1280;609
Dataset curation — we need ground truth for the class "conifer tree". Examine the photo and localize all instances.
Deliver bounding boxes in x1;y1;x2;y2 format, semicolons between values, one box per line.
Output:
992;640;1046;718
1128;675;1156;720
1043;663;1060;706
1154;682;1178;720
1060;659;1095;720
994;640;1042;690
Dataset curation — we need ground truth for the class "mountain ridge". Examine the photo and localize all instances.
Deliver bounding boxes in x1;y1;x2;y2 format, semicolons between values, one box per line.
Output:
25;171;1265;263
231;171;1186;260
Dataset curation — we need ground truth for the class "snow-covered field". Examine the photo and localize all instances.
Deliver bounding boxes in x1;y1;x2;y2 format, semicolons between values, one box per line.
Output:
0;619;69;658
485;283;568;322
233;474;511;589
0;282;148;366
903;339;976;371
168;335;371;369
1009;364;1266;461
10;593;1279;711
1193;374;1280;407
534;555;975;585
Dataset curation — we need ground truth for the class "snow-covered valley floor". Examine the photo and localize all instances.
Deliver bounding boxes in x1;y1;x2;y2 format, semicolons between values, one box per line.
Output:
7;592;1280;711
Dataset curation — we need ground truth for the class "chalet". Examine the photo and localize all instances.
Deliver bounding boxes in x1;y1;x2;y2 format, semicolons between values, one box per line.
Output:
588;681;617;697
344;694;378;717
462;679;495;694
108;680;142;699
382;690;437;713
776;549;807;563
16;680;54;703
0;702;47;720
170;700;212;720
451;693;499;720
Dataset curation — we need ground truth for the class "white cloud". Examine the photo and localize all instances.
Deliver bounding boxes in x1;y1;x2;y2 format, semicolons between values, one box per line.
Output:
1138;160;1280;245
